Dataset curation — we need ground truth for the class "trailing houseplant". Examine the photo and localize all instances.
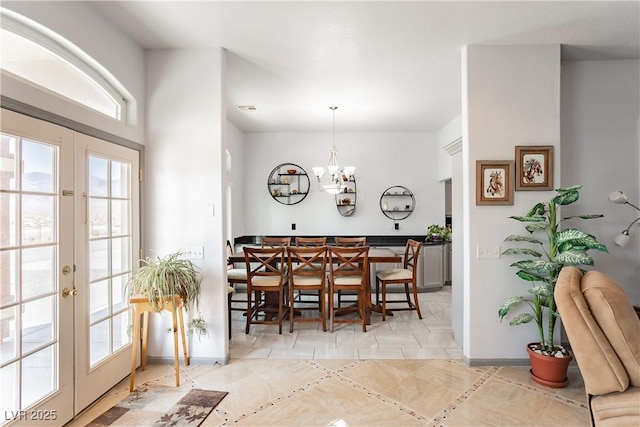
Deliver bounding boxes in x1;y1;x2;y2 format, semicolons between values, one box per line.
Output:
126;251;203;314
498;185;607;385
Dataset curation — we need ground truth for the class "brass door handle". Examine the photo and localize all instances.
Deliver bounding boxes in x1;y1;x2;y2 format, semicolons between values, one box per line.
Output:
62;287;78;298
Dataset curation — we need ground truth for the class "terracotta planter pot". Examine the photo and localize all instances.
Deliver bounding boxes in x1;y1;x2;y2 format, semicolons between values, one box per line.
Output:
526;343;572;388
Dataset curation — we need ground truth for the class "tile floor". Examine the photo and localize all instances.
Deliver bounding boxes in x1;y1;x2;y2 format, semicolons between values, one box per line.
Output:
69;286;590;426
229;286;463;360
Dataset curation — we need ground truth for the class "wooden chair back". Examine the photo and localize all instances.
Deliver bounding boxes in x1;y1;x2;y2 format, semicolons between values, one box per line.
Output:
261;236;291;247
243;246;287;283
328;246;370;280
334;236;366;247
288;246;328;278
294;236;327;247
403;239;423;274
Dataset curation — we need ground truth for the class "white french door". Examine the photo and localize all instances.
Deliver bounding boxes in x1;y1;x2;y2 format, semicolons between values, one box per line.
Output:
73;133;139;412
0;109;140;425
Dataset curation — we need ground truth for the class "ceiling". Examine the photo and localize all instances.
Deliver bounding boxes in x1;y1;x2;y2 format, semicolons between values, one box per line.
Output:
90;1;640;133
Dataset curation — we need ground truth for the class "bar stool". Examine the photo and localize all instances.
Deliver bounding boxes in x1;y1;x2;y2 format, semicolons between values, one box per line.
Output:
129;295;189;392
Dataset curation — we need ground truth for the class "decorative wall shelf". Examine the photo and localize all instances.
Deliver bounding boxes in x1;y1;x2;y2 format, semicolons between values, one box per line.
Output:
379;185;415;220
335;176;357;216
267;163;310;205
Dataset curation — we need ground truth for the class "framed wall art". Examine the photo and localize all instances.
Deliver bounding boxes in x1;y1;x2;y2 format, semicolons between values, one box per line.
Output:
515;145;553;191
476;160;514;205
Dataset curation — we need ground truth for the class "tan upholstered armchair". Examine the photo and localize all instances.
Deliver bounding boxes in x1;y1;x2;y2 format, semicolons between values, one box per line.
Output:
555;266;640;426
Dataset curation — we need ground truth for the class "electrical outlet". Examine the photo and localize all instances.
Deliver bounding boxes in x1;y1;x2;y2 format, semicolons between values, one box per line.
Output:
183;246;204;259
477;245;500;259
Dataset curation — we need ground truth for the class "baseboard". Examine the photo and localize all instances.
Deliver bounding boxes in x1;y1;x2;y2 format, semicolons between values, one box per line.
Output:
147;355;230;366
464;356;530;367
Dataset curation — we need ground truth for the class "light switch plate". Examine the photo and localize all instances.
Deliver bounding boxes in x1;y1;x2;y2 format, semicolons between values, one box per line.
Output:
183;246;204;259
477;245;500;259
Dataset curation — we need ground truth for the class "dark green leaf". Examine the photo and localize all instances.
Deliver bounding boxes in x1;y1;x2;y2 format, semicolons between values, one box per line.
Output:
509;313;534;326
526;203;546;217
556;185;582;193
515;270;545;282
504;235;544;245
525;222;549;233
502;248;543;258
555;250;594;266
509;215;546;223
562;214;604;221
552;190;579;206
498;296;525;319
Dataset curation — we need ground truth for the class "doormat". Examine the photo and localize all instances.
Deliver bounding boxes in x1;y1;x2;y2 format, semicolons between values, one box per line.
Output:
86;383;228;427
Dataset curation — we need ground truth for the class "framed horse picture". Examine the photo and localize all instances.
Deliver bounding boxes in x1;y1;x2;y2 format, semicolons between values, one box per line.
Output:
476;160;514;205
515;145;553;191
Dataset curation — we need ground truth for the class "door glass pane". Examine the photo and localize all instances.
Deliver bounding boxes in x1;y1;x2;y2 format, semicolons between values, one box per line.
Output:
90;279;109;323
0;249;18;305
112;311;129;353
21;296;54;355
89;198;108;238
0;362;18;412
90;320;109;366
22;195;55;244
111;199;129;236
22;246;55;299
21;345;56;408
111;161;129;198
89;156;108;197
0;134;18;191
112;274;127;311
90;239;109;281
0;193;18;246
22;140;55;193
111;237;129;275
0;306;17;364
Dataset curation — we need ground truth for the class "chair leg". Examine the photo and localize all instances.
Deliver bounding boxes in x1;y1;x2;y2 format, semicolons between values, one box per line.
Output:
329;284;335;332
245;289;252;334
359;289;366;332
404;283;412;308
320;288;327;332
412;281;422;319
375;278;381;305
381;282;386;321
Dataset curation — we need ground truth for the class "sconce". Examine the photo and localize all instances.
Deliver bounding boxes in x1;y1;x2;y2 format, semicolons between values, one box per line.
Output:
608;190;640;247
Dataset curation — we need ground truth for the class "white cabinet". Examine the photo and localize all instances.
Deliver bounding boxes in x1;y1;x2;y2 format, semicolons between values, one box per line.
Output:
423;244;444;289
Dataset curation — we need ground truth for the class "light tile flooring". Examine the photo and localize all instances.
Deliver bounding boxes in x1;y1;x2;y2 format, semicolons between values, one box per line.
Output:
230;286;462;360
69;287;590;426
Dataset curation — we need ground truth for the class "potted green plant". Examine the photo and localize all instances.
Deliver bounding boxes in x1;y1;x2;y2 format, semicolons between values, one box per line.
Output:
426;224;451;243
498;185;607;387
126;251;203;314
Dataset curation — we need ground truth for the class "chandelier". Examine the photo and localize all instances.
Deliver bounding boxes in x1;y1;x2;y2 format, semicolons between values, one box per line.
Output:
312;106;355;195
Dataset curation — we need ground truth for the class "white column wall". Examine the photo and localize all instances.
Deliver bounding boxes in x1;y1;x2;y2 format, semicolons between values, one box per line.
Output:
463;45;561;362
144;48;228;362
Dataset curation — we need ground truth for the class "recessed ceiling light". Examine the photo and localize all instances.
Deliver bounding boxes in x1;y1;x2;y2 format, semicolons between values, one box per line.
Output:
237;105;259;112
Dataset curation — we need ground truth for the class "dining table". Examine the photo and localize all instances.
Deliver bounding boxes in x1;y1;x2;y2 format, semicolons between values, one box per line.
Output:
227;246;402;325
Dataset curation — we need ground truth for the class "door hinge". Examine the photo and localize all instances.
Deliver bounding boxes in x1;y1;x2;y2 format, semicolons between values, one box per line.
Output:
138;169;142;182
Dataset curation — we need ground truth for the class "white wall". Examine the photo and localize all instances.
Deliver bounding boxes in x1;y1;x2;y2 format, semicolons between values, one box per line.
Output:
561;60;640;305
437;114;462;181
226;121;246;241
242;132;444;236
463;45;561;362
144;48;228;363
